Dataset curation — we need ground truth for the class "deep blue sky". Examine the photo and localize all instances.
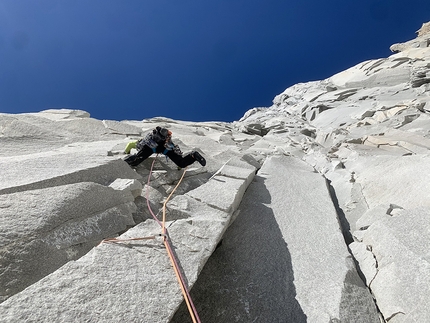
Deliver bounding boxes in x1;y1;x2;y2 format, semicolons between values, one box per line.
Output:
1;1;430;122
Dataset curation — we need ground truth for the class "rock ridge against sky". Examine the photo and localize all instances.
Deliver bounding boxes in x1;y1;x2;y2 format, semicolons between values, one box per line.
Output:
1;22;430;323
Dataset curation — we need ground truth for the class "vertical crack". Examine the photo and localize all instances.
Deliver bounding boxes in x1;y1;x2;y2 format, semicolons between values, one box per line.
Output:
365;244;379;286
324;176;386;322
325;177;353;244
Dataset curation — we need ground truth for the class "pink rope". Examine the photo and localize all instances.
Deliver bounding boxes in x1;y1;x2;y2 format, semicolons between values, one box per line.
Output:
146;156;162;226
164;235;201;323
145;155;201;323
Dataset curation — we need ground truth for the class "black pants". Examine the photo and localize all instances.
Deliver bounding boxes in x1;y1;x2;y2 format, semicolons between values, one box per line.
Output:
125;145;195;168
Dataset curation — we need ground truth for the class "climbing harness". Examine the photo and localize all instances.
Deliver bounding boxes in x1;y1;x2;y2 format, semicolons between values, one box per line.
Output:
102;155;201;323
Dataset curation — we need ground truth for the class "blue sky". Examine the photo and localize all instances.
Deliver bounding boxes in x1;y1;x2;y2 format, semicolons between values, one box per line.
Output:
1;1;430;122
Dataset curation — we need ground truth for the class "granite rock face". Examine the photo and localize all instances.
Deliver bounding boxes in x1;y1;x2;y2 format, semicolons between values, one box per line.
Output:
0;182;136;302
1;22;430;323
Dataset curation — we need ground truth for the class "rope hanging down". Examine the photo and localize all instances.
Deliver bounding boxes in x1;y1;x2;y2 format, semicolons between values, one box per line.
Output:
147;156;201;323
102;156;201;322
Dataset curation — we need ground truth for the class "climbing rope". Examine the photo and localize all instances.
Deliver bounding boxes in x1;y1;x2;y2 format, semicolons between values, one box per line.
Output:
102;234;165;243
147;156;201;323
146;156;163;226
104;155;201;323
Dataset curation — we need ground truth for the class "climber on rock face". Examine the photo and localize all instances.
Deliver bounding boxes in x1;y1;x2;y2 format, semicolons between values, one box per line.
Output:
124;126;206;168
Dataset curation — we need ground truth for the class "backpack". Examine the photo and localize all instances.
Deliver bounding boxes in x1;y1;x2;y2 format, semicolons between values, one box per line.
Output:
137;126;170;150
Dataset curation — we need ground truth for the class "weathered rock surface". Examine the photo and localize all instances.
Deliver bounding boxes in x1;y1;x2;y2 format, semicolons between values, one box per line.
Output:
351;208;430;322
2;22;430;323
0;182;136;302
172;155;379;323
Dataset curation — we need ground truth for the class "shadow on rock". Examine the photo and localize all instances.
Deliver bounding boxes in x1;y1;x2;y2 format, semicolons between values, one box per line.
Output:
171;175;307;323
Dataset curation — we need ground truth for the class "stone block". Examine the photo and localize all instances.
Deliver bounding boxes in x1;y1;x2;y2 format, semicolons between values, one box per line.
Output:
172;155;380;323
109;178;143;198
0;153;141;195
358;208;430;321
0;182;136;302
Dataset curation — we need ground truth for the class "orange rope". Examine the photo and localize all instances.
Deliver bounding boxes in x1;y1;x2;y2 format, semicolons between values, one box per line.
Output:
104;157;201;322
162;168;187;234
161;168;201;323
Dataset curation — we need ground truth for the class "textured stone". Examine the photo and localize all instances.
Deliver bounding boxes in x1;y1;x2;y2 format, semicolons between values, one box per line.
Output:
354;208;430;321
109;178;143;198
172;155;379;322
0;182;136;302
37;108;90;120
0;166;248;322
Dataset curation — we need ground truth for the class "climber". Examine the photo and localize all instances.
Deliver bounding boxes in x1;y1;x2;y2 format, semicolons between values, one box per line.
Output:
124;126;206;168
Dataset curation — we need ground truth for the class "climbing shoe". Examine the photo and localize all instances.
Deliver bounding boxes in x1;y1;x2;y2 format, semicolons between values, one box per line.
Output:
192;151;206;166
